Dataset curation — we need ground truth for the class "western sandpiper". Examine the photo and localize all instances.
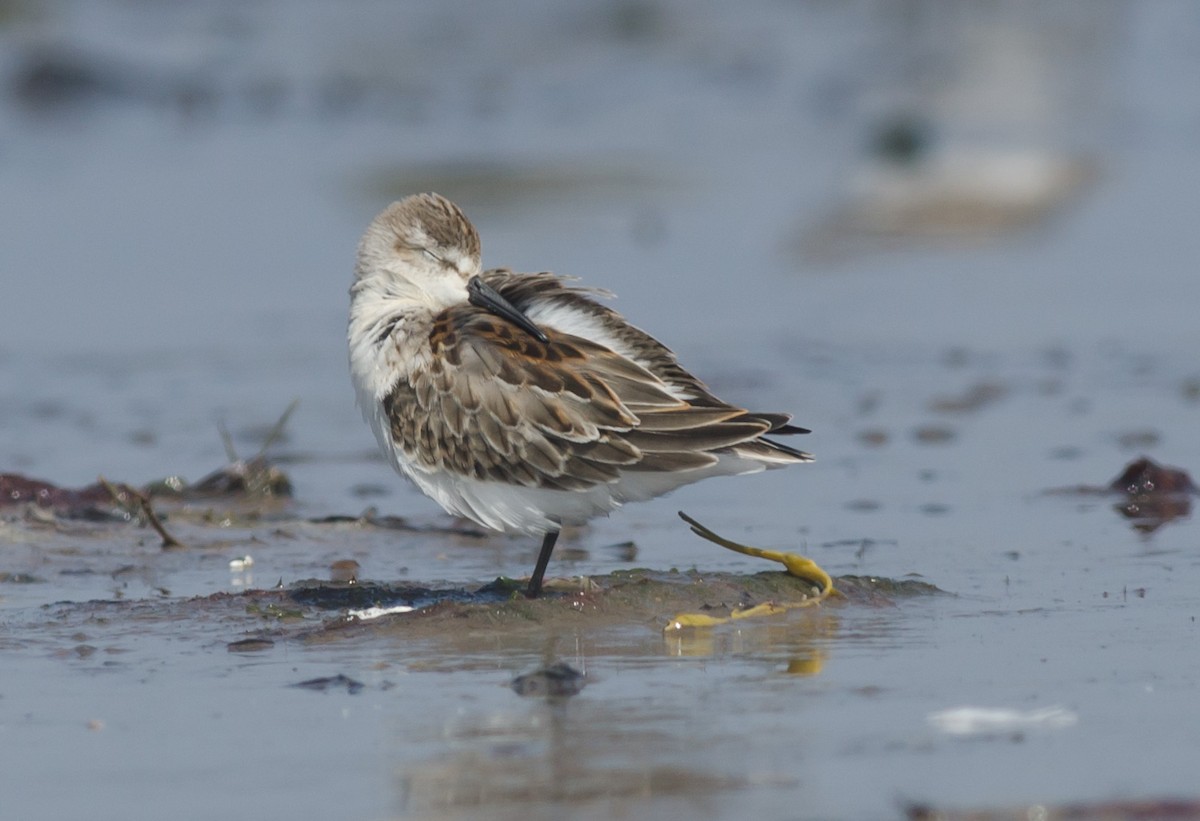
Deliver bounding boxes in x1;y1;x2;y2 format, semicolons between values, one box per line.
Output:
349;193;812;596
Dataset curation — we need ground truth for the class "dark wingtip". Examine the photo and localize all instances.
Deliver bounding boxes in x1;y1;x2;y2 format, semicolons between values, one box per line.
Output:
738;413;811;436
773;424;811;435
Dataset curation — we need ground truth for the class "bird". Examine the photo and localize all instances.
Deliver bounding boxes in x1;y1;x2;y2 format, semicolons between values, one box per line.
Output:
348;193;812;597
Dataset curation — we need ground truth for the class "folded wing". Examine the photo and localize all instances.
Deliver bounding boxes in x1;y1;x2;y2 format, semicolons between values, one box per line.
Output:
383;286;810;495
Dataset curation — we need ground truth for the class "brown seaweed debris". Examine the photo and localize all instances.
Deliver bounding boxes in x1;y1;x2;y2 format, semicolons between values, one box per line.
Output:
0;473;117;518
1;404;299;521
1108;457;1195;533
0;472;187;545
178;456;292;499
1047;456;1196;533
174;400;298;499
97;476;184;548
1109;457;1196;496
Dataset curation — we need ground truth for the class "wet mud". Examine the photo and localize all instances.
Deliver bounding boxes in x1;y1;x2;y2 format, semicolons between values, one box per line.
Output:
3;502;940;654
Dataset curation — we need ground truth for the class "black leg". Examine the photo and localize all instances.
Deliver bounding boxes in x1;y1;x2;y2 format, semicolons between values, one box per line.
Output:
526;530;560;598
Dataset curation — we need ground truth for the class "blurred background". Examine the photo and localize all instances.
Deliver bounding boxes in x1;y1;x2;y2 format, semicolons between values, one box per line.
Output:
1;0;1197;523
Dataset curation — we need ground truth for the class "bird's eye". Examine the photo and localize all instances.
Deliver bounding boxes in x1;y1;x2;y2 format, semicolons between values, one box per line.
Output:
423;249;441;263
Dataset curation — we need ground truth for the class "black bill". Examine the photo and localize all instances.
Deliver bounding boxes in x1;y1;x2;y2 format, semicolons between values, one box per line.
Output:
467;276;549;343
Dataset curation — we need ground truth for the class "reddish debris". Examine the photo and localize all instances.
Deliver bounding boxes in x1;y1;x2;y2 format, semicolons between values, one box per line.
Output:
1;456;292;520
0;473;119;516
1109;457;1197;497
1108;457;1196;533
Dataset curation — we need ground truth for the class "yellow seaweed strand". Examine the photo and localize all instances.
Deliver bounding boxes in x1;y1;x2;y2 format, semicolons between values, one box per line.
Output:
665;512;836;634
677;512;835;596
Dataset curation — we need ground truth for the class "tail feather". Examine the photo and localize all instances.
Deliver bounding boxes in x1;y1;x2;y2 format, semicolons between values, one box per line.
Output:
759;436;814;461
727;435;814;464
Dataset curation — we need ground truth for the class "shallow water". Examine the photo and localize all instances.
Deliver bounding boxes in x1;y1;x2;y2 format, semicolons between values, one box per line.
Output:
3;1;1200;819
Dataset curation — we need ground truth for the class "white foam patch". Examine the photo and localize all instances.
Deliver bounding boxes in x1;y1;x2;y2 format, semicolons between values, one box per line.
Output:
348;605;415;620
928;706;1078;736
